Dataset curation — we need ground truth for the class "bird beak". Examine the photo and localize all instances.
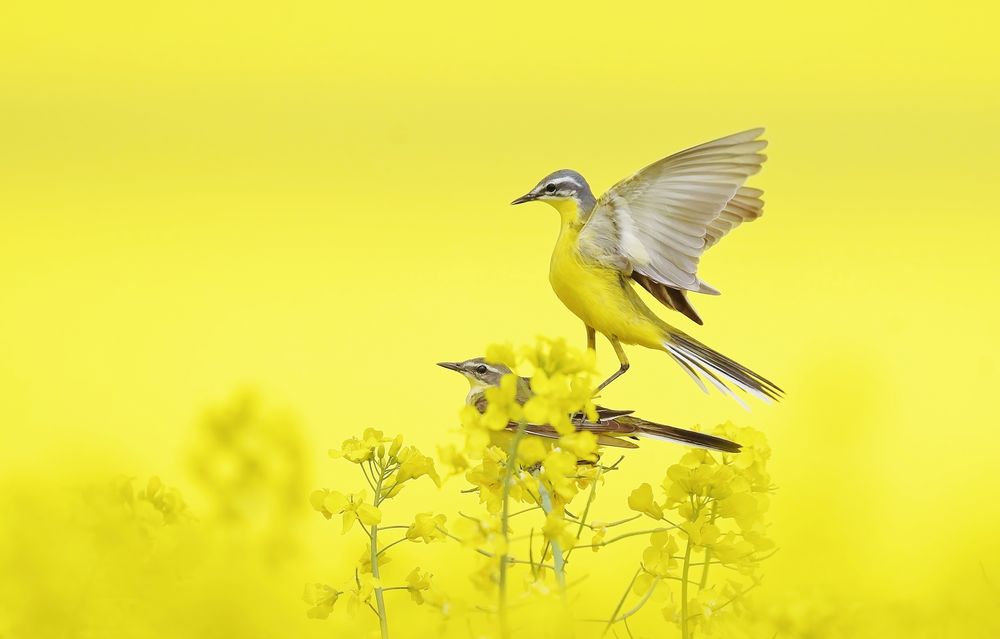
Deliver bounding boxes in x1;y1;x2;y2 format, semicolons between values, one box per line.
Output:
436;361;462;372
510;192;537;205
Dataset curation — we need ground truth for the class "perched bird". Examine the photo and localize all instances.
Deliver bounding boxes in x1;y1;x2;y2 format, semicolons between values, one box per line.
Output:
511;128;781;406
437;357;741;453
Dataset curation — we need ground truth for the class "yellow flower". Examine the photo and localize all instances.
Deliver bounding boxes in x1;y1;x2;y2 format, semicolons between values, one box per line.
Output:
437;443;470;477
459;404;491;455
541;450;579;502
663;460;717;504
559;431;599;462
309;489;381;533
521;336;596;378
516;436;548;466
541;511;577;550
485;342;518;369
405;567;433;604
406;512;447;543
524;369;595;435
482;374;523;430
393;446;441;488
329;428;389;464
628;483;664;520
465;454;506;513
302;583;339;619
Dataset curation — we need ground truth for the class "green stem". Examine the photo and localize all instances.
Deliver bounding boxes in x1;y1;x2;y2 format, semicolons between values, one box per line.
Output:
498;422;526;638
565;467;601;561
434;526;553;569
681;539;692;639
377;537;407;556
535;471;566;591
615;578;657;623
699;502;718;590
574;526;679;549
602;565;641;637
370;465;390;639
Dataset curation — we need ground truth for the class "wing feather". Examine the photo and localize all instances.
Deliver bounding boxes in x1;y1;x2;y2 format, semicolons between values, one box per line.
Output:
579;129;767;296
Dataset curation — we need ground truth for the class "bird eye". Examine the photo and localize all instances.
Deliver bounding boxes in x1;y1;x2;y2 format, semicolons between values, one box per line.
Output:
475;365;488;375
544;183;556;194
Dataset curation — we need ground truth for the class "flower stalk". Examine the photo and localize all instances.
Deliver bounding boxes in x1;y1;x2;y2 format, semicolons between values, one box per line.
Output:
370;463;390;639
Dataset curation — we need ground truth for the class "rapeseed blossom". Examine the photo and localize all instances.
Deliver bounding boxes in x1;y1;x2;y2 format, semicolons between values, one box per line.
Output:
308;341;776;639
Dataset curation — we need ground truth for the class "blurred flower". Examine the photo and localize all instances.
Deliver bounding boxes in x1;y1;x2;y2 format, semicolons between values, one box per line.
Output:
459;404;491;456
357;542;391;574
302;583;339;619
485;343;518;369
343;574;379;616
590;520;608;552
558;431;599;462
680;516;720;548
437;444;470;477
187;390;308;545
643;530;678;577
516;436;548;466
541;450;579;502
406;513;447;543
405;567;433;604
453;515;506;556
541;511;576;550
482;374;524;431
520;336;596;378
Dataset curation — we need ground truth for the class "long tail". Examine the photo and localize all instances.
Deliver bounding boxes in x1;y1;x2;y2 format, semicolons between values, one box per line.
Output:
663;332;783;408
624;416;742;453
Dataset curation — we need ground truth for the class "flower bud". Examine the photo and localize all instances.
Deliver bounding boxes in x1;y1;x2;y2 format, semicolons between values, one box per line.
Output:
389;434;403;458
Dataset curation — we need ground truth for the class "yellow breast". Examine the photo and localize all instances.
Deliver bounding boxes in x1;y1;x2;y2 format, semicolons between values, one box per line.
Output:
548;219;664;349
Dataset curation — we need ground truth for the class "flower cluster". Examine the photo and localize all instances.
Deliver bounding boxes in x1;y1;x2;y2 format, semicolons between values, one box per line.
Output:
305;340;776;639
623;423;775;638
459;338;598;455
306;430;446;629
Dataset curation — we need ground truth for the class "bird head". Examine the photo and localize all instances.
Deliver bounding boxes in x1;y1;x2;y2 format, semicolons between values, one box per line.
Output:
436;357;511;390
510;169;596;217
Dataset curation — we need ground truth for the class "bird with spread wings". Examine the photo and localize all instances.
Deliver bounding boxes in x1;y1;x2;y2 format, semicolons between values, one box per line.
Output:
511;129;781;406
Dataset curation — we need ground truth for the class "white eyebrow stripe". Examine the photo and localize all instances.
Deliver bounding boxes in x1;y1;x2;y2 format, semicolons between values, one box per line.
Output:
551;176;583;188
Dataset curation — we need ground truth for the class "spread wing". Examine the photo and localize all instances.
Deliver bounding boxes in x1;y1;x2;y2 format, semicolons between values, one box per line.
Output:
705;186;764;249
578;128;767;296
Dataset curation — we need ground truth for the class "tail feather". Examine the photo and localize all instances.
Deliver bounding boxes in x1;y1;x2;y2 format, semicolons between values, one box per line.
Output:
627;417;742;453
664;333;782;406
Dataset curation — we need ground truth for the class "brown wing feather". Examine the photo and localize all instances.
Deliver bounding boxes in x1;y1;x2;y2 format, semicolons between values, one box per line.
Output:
632;273;703;325
508;421;639;449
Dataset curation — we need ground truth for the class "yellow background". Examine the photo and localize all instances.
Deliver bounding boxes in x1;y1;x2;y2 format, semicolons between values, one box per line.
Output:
1;1;998;636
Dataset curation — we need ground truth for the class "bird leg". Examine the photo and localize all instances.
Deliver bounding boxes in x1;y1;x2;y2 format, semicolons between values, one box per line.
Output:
594;336;629;394
586;325;596;352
